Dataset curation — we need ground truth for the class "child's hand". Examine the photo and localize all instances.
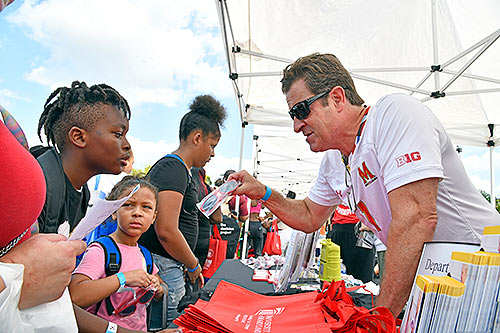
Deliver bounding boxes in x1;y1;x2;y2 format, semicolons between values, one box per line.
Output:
150;276;166;300
123;269;154;288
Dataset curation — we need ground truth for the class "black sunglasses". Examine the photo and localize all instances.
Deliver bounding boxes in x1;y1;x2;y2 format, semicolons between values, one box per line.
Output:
288;90;329;120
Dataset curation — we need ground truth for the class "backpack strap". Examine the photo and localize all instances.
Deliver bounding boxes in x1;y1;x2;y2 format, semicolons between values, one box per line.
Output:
92;236;122;316
34;147;66;233
138;244;154;274
93;236;122;276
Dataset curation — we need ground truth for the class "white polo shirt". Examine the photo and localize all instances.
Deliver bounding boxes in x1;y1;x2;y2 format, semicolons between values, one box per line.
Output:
309;93;499;244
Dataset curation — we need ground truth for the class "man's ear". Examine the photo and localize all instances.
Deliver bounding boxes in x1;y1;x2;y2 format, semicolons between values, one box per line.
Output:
329;86;347;111
68;126;88;148
111;212;117;221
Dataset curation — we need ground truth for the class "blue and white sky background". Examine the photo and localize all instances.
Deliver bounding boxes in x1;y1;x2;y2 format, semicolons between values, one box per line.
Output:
1;0;499;197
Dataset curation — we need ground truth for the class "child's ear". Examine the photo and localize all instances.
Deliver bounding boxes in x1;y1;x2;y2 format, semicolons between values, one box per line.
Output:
68;126;88;148
191;131;203;146
151;210;158;224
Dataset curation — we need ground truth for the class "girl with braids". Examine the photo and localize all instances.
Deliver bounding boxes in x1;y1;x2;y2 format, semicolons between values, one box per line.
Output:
138;95;227;327
33;80;132;234
70;176;164;332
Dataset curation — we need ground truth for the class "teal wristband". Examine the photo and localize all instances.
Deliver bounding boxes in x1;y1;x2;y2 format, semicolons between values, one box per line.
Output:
187;263;200;273
259;185;272;202
116;272;126;287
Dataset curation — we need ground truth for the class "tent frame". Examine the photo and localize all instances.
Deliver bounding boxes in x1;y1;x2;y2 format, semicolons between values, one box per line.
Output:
216;0;499;213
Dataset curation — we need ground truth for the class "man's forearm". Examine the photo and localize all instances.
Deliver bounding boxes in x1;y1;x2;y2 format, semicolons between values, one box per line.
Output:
262;193;325;233
376;217;436;316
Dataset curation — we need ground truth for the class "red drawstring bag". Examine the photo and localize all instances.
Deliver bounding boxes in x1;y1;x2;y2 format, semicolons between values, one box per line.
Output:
175;280;396;333
263;219;282;255
315;280;397;333
175;280;331;332
201;225;227;278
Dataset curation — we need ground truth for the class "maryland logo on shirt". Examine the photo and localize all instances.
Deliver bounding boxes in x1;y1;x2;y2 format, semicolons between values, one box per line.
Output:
357;161;377;186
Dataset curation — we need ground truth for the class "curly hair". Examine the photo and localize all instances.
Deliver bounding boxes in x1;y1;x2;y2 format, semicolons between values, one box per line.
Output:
281;53;364;106
179;95;227;141
37;80;131;150
107;175;159;209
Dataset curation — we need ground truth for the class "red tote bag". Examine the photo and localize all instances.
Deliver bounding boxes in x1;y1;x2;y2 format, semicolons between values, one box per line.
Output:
263;219;282;255
201;225;227;278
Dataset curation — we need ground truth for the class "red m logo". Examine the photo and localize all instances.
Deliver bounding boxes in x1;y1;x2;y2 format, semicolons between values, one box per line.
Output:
357;162;377;186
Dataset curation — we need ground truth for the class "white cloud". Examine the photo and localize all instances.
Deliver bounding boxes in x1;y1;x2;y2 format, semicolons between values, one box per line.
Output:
0;88;30;107
8;0;232;108
460;147;500;196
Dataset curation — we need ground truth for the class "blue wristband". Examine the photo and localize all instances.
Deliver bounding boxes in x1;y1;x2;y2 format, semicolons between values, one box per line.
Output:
187;263;200;273
259;185;272;202
116;272;126;287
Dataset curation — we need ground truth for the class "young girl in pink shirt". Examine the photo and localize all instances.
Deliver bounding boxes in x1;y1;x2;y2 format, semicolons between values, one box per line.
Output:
70;176;165;331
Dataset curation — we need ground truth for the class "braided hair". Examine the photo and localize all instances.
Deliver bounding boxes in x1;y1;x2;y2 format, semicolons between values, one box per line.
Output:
179;95;227;141
37;80;131;150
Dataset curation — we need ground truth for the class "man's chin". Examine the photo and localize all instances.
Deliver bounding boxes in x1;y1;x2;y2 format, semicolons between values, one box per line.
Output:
307;143;328;153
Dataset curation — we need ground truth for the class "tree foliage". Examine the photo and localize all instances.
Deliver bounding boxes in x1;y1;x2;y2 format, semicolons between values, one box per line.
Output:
131;165;151;177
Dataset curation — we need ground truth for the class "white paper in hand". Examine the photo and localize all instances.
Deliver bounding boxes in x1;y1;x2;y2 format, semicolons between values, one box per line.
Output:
68;184;140;240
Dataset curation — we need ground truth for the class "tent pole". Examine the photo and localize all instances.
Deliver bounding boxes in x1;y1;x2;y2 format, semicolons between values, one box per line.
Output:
239;123;250;259
431;0;440;89
490;146;495;207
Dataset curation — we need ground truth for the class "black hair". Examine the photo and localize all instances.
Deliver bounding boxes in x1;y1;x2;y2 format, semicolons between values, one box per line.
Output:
37;80;131;150
107;175;159;210
179;95;227;141
223;169;235;181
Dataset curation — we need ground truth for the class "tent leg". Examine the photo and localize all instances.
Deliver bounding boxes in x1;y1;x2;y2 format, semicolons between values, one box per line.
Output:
490;146;496;207
238;123;250;259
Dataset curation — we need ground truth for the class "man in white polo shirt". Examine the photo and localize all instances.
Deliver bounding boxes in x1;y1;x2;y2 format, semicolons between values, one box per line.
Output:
229;53;500;317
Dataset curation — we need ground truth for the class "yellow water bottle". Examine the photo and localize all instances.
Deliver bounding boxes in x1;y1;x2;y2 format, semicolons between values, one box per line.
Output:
319;239;341;282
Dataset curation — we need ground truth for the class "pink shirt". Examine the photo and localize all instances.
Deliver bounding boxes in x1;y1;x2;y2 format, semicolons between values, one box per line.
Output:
74;242;158;331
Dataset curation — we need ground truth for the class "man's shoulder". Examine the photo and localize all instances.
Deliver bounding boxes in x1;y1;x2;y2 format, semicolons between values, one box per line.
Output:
373;93;426;116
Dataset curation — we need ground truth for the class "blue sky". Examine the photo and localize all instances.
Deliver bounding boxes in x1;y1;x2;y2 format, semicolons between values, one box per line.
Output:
1;0;499;197
0;0;255;182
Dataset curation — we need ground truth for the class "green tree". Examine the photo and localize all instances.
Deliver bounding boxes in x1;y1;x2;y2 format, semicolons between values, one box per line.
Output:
131;165;151;177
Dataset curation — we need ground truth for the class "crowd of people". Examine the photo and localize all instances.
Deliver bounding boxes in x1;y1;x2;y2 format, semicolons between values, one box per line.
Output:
1;1;499;330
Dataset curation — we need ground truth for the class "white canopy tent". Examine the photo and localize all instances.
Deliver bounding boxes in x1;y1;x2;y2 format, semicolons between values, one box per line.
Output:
216;0;500;203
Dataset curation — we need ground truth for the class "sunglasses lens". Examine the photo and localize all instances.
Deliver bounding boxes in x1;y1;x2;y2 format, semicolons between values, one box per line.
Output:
295;103;309;120
138;290;155;303
119;304;136;316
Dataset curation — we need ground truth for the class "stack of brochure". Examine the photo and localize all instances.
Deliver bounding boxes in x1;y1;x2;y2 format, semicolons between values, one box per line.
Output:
449;251;500;332
481;225;500;253
404;275;464;332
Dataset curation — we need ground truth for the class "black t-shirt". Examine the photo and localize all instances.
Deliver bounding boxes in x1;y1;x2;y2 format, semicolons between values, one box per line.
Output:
139;156;199;259
191;168;212;266
218;216;241;258
64;176;89;231
37;148;89;233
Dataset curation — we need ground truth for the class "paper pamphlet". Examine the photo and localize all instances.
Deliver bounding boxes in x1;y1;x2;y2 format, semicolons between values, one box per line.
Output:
481;225;500;253
401;241;479;332
197;180;239;218
68;184;140;241
403;275;464;333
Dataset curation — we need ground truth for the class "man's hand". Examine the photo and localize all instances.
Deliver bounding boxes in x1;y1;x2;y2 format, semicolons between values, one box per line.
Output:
1;233;86;309
228;170;267;200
